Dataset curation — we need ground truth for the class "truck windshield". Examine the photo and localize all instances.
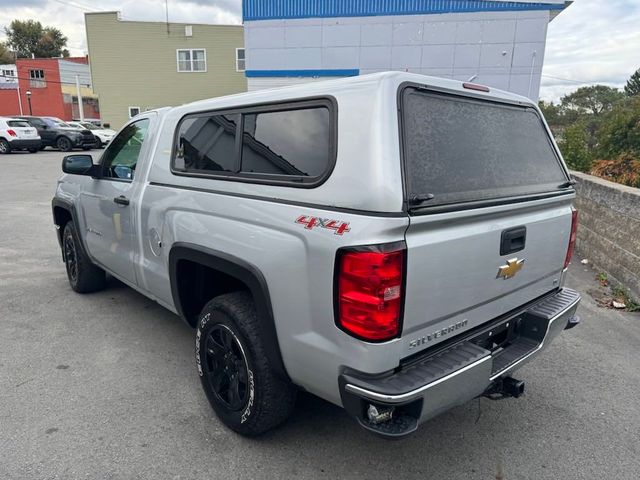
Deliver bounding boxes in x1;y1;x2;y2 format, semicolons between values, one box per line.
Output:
400;88;568;208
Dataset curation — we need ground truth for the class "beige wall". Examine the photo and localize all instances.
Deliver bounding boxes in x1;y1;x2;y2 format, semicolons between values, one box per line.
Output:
86;12;246;129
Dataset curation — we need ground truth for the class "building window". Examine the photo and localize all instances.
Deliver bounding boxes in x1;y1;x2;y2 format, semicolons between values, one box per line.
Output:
177;49;206;72
2;69;15;78
29;69;46;88
129;106;141;118
236;48;245;72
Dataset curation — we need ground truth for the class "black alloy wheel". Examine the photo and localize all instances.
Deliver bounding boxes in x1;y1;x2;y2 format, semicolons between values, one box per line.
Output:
64;232;78;284
204;324;250;411
57;136;72;152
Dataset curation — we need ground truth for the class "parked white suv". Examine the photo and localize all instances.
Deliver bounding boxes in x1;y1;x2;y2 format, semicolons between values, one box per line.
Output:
52;72;581;438
0;117;41;154
68;121;116;147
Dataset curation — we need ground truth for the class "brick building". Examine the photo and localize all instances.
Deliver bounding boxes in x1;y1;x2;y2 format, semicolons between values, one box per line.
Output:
0;57;99;121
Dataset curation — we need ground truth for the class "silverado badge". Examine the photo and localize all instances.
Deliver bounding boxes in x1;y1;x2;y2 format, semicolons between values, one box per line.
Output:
498;258;525;279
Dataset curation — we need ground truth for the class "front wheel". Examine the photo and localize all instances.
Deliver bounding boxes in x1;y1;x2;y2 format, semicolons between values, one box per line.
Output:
196;292;297;436
28;148;38;153
56;136;72;152
0;139;11;154
63;222;106;293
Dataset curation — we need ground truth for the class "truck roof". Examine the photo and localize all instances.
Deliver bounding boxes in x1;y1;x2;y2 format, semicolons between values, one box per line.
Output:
168;71;536;117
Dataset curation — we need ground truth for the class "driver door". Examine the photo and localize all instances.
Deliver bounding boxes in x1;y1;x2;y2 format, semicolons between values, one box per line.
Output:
80;117;151;285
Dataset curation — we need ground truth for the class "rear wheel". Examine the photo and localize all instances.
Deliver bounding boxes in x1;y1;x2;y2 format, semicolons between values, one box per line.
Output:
0;139;11;154
63;222;106;293
56;136;72;152
196;292;297;436
28;148;38;153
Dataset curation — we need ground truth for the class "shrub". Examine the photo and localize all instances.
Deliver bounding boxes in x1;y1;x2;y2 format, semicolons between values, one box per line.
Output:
589;153;640;188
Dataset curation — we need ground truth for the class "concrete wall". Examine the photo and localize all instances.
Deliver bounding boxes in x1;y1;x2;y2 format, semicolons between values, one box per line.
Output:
572;171;640;301
85;12;246;129
244;8;555;99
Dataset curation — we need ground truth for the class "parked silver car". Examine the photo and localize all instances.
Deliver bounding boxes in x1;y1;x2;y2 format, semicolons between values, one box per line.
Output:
52;72;580;437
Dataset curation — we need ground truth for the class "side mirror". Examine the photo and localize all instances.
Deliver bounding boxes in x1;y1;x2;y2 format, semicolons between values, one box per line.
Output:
62;155;99;176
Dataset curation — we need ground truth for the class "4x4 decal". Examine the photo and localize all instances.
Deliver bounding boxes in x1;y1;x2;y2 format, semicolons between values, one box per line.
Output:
295;215;351;236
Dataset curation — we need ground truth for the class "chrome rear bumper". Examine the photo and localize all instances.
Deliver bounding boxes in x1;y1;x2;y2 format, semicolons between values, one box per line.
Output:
340;288;581;437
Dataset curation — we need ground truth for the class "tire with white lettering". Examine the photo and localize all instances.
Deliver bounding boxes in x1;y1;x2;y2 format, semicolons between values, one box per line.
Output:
63;222;106;293
196;292;296;435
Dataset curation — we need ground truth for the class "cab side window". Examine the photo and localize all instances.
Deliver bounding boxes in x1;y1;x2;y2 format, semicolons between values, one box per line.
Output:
101;119;150;181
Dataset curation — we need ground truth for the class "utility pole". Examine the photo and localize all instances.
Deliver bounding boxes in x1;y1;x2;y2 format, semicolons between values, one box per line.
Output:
165;0;170;35
75;74;85;121
13;50;24;115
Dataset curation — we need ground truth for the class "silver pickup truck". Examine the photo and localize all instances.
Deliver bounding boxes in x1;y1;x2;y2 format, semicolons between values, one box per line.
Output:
52;72;581;438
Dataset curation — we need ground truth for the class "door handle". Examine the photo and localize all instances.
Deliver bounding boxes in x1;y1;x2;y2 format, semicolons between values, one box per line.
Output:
500;226;526;256
113;195;130;206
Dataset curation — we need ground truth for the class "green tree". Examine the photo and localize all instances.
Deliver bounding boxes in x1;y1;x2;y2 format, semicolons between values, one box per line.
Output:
597;96;640;158
4;20;68;58
625;68;640;97
560;85;625;117
538;100;562;126
559;121;593;172
0;42;15;63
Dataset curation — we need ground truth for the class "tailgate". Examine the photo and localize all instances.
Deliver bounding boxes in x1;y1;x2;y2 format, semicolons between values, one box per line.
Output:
402;198;573;356
6;120;38;138
15;127;38;138
398;84;575;356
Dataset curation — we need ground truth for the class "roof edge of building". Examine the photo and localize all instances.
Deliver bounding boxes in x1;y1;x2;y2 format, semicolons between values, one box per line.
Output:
84;11;242;28
242;0;567;22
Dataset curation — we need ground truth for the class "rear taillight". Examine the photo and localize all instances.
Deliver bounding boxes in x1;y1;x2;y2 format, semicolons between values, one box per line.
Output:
335;243;405;342
564;208;579;269
7;129;17;137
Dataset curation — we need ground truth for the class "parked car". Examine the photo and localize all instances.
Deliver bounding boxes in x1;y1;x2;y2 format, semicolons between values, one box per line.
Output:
52;72;581;438
16;116;96;152
68;121;116;148
0;117;42;154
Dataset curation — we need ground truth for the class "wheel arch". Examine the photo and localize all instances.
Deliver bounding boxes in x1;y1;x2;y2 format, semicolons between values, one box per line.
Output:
51;198;87;261
169;242;290;381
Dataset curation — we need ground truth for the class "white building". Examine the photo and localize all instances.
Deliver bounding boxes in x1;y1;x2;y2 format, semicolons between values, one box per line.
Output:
242;0;570;100
0;64;17;84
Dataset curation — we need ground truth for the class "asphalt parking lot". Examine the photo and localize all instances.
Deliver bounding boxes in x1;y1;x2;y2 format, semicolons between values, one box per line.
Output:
1;150;639;479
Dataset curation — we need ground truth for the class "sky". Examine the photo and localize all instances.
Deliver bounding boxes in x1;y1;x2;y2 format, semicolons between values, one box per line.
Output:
0;0;638;102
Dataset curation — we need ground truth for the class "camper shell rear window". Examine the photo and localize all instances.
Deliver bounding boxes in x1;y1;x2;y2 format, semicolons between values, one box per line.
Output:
399;86;569;210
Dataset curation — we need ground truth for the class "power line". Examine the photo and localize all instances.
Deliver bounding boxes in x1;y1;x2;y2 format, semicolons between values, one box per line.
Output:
541;74;604;85
0;73;91;87
50;0;95;11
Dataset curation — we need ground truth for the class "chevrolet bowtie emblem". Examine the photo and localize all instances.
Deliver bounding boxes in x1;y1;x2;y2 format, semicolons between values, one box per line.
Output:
497;258;524;279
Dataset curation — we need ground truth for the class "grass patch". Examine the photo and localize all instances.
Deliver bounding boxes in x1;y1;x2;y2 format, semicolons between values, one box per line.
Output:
611;286;640;312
